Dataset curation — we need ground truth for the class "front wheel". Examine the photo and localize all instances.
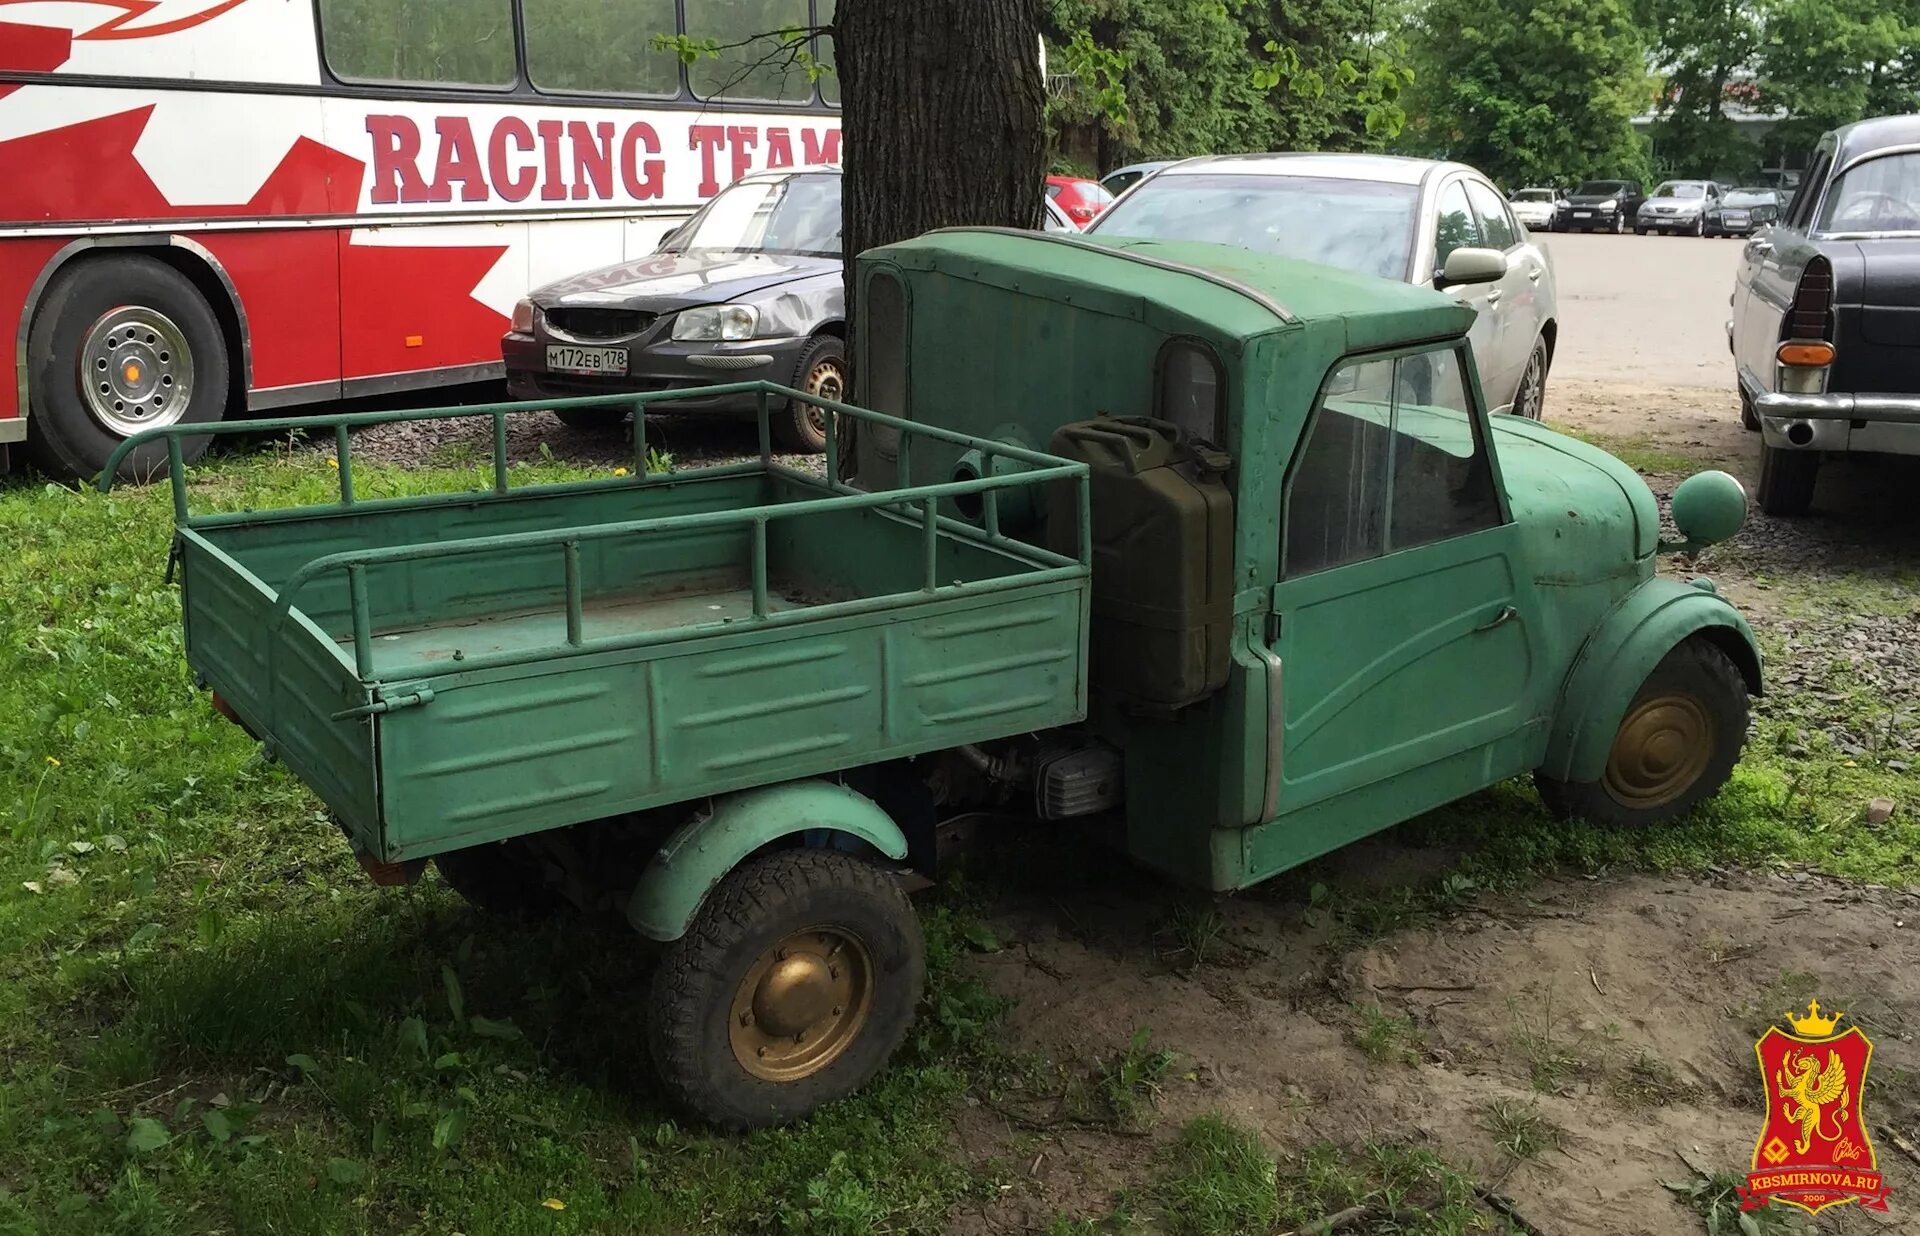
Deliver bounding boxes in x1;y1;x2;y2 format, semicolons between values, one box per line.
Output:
1611;212;1626;234
1535;638;1748;828
1757;443;1818;515
1634;225;1649;236
774;335;846;454
26;254;229;482
1511;336;1549;420
648;848;924;1130
1692;216;1707;237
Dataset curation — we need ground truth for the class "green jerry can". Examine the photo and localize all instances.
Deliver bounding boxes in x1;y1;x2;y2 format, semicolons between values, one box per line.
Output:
1047;417;1233;712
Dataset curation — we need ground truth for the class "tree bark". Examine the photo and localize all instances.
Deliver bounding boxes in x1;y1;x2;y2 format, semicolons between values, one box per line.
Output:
835;0;1047;296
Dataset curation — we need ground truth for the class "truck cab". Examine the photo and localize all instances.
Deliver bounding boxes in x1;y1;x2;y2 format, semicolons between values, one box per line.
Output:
853;229;1760;889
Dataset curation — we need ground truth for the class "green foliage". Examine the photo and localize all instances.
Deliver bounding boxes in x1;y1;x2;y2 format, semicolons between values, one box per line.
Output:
1642;0;1765;179
1152;1113;1280;1236
1403;0;1652;186
1754;0;1920;160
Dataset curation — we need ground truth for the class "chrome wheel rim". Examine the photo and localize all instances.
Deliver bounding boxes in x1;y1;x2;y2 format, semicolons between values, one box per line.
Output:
1603;692;1715;809
1516;349;1546;420
729;926;873;1082
80;306;193;437
801;355;846;439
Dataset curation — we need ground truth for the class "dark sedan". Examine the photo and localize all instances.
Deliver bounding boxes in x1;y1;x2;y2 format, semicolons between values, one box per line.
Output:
1729;114;1920;514
504;169;845;451
1705;188;1783;237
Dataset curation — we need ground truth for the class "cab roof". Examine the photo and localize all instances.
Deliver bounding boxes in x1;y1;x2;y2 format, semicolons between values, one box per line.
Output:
865;228;1474;352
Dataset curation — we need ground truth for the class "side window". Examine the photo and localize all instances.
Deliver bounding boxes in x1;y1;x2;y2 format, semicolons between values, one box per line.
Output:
1158;340;1224;446
524;0;681;96
687;0;815;102
318;0;516;86
1790;149;1832;229
1434;181;1481;272
1283;348;1502;578
1465;181;1517;249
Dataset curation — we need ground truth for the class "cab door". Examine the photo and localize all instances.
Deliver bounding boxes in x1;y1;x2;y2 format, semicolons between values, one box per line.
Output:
1265;344;1546;816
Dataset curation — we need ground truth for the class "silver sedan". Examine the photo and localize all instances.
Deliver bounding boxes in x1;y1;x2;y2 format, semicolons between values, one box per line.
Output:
1084;153;1560;418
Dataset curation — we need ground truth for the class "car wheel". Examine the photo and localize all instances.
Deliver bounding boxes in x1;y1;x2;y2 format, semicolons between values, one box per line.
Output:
1739;391;1759;432
1757;442;1818;516
552;406;627;432
26;254;229;483
1611;212;1626;234
1691;215;1706;238
1512;336;1550;420
1634;225;1648;236
647;848;924;1130
1535;637;1748;829
775;335;845;454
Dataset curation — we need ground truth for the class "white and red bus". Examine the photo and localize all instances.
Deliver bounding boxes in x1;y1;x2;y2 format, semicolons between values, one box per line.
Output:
0;0;842;477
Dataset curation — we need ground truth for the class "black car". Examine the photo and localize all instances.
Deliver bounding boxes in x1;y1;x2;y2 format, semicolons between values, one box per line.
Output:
504;169;846;452
1705;187;1784;237
1729;114;1920;514
1562;178;1646;234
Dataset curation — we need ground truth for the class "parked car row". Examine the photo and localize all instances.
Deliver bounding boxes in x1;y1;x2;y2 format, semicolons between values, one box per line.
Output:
1506;180;1788;238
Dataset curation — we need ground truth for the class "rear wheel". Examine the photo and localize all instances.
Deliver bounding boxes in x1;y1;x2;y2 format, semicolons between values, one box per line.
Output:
1739;390;1759;432
774;335;846;454
1757;443;1818;515
26;254;229;483
648;848;923;1130
1535;638;1748;828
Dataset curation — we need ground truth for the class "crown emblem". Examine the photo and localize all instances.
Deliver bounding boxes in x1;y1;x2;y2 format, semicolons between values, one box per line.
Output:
1784;999;1844;1037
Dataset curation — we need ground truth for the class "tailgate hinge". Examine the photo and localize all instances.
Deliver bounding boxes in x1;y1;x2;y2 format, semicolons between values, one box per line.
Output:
331;684;436;721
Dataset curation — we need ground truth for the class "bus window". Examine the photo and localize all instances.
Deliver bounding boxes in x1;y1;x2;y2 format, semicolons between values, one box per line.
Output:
525;0;682;97
319;0;516;87
817;0;840;105
687;0;816;103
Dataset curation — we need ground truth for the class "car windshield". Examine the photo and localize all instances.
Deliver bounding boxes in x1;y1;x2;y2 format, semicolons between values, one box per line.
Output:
1654;182;1708;199
1575;181;1626;196
1090;172;1419;281
1817;152;1920;234
1081;181;1115;206
1723;191;1773;207
1513;189;1555;202
664;174;841;256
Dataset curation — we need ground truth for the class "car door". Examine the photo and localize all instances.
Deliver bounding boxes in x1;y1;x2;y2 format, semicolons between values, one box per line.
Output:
1735;144;1831;394
1266;343;1546;817
1430;179;1503;398
1464;179;1541;408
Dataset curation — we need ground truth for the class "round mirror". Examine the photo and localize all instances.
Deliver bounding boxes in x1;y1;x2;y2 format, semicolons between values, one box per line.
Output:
1670;470;1747;546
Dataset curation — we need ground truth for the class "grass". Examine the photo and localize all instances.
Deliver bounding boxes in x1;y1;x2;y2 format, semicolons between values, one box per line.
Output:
1546;422;1698;475
1351;1004;1425;1066
1478;1098;1560;1164
1095;1028;1177;1129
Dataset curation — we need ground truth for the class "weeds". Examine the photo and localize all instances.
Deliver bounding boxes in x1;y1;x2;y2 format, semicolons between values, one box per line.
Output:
1479;1098;1560;1163
1351;1004;1425;1066
1152;1114;1279;1236
1096;1027;1177;1127
1663;1168;1813;1234
1161;902;1229;970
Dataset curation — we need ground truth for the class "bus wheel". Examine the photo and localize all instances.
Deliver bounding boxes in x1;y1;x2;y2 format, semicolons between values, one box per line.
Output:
27;255;229;483
775;336;846;454
647;848;923;1130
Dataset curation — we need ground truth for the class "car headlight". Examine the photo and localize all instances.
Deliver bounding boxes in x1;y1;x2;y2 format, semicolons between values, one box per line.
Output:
1598;199;1619;211
511;299;536;333
672;304;759;341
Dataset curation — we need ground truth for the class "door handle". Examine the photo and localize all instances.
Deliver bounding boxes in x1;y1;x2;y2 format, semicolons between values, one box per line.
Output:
1473;605;1518;633
1526;265;1542;282
1484;289;1502;306
1748;238;1773;255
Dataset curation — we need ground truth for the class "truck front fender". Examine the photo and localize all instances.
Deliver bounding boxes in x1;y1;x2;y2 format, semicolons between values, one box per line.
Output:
1541;578;1763;783
626;780;908;942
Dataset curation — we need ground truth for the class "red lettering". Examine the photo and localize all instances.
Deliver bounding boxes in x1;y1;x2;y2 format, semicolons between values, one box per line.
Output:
427;117;487;203
800;127;841;166
536;119;567;201
765;127;795;169
619;122;665;200
568;120;616;201
366;115;428;205
690;124;726;197
726;125;759;182
487;117;537;202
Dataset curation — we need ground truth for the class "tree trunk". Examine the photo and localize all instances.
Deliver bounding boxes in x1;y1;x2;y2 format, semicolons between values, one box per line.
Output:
835;0;1046;306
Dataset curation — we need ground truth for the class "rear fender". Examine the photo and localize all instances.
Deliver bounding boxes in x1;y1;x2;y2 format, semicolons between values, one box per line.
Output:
1542;578;1762;783
626;780;908;941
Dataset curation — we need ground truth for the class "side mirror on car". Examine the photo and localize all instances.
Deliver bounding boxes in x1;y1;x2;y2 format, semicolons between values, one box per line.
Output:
1436;247;1507;288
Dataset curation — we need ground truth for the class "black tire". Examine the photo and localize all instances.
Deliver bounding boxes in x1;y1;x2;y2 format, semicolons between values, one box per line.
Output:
1739;391;1760;432
1757;443;1818;516
1511;336;1550;420
774;335;846;454
552;406;626;432
1634;225;1649;236
648;848;924;1130
1535;638;1748;828
26;254;229;483
1611;212;1626;234
1692;216;1706;238
434;840;565;915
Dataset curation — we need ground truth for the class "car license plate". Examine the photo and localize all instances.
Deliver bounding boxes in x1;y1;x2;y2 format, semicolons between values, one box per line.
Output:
1573;210;1592;218
545;345;627;375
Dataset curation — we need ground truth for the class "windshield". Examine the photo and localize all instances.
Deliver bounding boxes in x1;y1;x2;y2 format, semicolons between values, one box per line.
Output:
665;174;841;256
1574;181;1626;196
1513;189;1555;202
1818;153;1920;234
1654;181;1708;199
1089;172;1419;281
1723;191;1773;207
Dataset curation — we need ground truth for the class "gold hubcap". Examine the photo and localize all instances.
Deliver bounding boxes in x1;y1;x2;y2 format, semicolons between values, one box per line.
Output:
802;359;845;438
1604;692;1715;808
729;927;872;1082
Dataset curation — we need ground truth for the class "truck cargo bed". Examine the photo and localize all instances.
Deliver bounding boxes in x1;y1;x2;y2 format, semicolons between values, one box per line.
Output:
113;386;1091;863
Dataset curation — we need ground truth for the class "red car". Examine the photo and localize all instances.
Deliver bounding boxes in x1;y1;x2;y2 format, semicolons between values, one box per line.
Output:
1045;175;1115;225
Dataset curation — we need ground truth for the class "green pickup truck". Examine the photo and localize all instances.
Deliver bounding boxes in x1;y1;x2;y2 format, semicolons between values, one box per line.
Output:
110;229;1760;1130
